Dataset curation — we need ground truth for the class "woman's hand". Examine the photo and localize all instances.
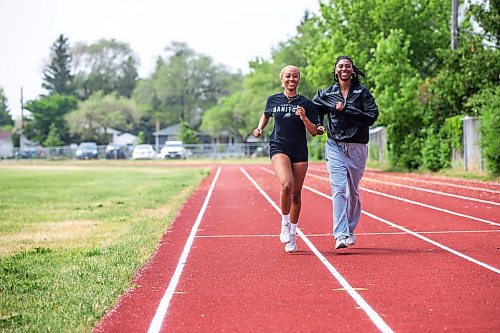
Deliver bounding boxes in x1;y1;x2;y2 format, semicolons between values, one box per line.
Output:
295;105;307;121
252;128;263;138
335;101;344;111
316;125;325;135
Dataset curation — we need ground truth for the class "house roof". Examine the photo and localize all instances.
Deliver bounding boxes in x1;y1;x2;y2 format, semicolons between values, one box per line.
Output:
154;123;181;136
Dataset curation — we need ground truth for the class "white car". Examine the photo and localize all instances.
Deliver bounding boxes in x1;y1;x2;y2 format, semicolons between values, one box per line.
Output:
131;144;156;160
159;141;188;159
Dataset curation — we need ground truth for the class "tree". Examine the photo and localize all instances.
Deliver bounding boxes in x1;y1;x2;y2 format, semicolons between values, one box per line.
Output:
23;94;77;144
43;124;63;147
467;86;500;175
470;0;499;45
42;34;74;95
179;121;199;144
0;87;14;127
132;41;242;132
65;92;139;143
365;29;422;169
202;13;321;142
72;39;139;99
307;0;450;87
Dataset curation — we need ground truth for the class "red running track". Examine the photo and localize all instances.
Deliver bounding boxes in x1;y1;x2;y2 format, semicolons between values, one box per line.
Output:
94;163;499;333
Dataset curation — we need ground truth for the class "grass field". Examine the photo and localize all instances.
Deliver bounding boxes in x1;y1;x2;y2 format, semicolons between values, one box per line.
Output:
0;161;209;332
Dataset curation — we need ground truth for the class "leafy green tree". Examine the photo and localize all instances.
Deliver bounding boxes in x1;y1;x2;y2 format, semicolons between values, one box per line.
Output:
307;0;450;87
72;39;139;99
470;0;499;44
23;94;77;144
416;4;499;172
365;29;422;169
43;123;63;147
133;42;242;132
137;131;145;144
202;14;321;142
179;121;199;144
65;92;139;143
0;87;14;127
201;91;249;143
42;34;74;95
466;86;500;175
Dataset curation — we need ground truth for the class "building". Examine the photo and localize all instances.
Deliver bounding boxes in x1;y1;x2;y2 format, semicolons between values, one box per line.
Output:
153;123;241;146
0;130;14;158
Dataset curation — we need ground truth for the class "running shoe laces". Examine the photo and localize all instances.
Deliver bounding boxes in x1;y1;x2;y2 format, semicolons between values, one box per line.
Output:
280;222;291;244
285;233;297;253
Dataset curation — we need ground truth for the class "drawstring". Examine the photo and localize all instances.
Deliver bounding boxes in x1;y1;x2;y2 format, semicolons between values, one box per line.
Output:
334;140;350;157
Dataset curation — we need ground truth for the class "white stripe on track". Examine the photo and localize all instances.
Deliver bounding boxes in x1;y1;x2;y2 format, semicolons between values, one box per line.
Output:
240;167;395;333
304;171;500;227
147;167;221;333
308;166;500;194
304;185;500;275
196;229;500;238
360;177;500;206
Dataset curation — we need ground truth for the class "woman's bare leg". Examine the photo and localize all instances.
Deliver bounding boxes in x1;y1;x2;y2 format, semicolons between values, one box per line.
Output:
271;154;294;215
290;162;308;224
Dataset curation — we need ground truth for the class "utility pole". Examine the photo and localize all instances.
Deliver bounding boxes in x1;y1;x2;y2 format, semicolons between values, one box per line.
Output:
20;87;24;150
451;0;459;50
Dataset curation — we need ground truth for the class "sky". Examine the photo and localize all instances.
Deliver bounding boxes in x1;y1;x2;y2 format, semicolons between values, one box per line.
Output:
0;0;320;119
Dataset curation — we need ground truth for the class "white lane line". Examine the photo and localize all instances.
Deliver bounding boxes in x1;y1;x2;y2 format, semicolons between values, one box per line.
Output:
308;167;500;206
148;167;221;333
369;174;500;194
241;167;395;333
304;171;500;227
360;177;500;206
308;166;500;193
196;229;500;238
304;185;500;275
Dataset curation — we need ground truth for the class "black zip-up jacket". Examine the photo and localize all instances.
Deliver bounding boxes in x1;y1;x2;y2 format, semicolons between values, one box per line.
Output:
312;82;378;144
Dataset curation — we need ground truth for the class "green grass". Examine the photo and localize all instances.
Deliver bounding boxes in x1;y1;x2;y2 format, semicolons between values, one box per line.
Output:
0;163;209;332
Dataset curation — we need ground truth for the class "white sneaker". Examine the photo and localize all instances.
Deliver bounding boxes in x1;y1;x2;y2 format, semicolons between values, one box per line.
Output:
280;222;291;243
335;235;349;249
285;233;297;253
346;233;356;246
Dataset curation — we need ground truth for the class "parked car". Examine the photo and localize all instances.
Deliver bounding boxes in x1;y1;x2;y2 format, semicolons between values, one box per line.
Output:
131;144;156;160
159;141;188;159
105;143;129;159
76;142;98;159
17;147;44;159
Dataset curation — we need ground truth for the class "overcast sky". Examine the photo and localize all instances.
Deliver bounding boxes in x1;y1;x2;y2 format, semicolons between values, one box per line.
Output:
0;0;319;118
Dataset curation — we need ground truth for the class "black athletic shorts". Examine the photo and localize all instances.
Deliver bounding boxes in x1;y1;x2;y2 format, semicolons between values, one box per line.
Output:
269;143;308;163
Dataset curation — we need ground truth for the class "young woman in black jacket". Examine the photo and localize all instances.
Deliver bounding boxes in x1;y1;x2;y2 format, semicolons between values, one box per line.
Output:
313;55;379;249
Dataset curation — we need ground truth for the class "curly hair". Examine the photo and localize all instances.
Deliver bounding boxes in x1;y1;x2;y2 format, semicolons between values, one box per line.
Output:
333;55;365;85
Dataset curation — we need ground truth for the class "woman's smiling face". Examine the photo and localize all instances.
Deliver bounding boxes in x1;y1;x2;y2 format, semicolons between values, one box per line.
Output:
335;58;353;81
281;66;300;91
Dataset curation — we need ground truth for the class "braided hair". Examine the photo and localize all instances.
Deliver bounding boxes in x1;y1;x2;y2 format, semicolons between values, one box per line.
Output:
333;55;365;85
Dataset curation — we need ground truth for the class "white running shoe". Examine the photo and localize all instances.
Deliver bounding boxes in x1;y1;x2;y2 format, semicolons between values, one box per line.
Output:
335;235;349;249
285;233;297;253
346;233;356;246
280;222;291;243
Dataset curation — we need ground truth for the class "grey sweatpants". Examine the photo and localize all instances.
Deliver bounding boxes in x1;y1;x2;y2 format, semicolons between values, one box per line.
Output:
325;139;368;239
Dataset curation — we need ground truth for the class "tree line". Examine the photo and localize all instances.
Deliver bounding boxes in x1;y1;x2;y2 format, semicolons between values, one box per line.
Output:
0;0;498;175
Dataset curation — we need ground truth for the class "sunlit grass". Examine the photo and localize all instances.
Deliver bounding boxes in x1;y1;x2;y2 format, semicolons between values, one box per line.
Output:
0;163;209;332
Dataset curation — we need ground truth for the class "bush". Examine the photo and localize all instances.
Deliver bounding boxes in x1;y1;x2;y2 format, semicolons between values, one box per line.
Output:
475;87;500;175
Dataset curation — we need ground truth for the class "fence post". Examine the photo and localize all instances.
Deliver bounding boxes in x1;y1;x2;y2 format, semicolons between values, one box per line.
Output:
462;116;483;172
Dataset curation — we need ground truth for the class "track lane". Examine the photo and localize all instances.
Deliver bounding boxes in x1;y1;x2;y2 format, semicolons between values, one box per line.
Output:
308;165;500;201
94;167;220;333
305;168;500;224
161;165;386;332
302;172;500;269
94;164;499;333
249;165;500;332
